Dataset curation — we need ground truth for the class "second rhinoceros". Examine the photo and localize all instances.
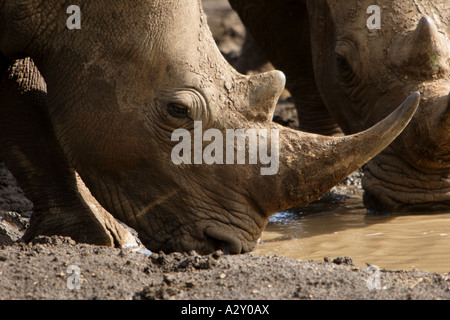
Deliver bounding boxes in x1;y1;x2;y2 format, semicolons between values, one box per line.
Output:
230;0;449;213
0;0;418;253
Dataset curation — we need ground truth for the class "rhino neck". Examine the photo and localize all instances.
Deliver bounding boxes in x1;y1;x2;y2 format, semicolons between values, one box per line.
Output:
363;147;450;213
0;0;55;59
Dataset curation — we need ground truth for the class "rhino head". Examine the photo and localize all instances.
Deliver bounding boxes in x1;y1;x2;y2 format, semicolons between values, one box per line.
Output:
307;0;450;212
0;0;419;253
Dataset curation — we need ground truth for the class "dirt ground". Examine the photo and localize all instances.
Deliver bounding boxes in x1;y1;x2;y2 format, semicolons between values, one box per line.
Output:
1;235;450;301
1;0;450;303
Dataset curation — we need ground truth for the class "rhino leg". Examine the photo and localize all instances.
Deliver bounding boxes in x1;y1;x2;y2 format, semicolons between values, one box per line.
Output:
0;55;135;247
229;0;341;135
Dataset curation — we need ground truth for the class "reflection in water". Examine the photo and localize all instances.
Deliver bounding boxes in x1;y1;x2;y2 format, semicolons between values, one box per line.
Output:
254;185;450;273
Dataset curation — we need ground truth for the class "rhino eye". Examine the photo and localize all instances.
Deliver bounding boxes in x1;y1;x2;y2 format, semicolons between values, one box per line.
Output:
168;103;189;118
336;53;352;73
335;53;357;84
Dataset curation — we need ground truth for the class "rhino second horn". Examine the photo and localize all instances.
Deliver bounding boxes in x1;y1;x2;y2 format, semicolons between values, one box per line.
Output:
248;70;286;122
406;16;450;77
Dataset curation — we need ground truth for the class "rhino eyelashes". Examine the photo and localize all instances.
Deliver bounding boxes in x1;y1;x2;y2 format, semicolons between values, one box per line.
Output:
168;102;190;118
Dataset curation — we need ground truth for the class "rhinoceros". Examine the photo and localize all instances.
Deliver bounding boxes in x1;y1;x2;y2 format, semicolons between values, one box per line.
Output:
230;0;449;213
0;0;419;253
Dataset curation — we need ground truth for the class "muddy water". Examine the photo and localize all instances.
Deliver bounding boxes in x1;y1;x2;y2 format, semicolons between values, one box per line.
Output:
254;185;450;273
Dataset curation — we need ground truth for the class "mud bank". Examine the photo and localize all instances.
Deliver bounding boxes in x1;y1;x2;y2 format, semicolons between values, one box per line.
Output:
0;236;449;300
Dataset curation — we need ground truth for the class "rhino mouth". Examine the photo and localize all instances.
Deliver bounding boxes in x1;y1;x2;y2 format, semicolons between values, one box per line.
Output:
135;208;261;255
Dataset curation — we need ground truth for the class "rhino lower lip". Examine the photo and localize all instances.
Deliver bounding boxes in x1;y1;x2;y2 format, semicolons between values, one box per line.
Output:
204;227;242;254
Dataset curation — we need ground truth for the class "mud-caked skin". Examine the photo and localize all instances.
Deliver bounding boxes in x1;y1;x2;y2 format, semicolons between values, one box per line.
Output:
230;0;450;212
0;0;419;253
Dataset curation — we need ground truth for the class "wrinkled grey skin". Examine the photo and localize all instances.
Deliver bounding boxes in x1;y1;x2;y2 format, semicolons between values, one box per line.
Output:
0;0;419;254
230;0;449;212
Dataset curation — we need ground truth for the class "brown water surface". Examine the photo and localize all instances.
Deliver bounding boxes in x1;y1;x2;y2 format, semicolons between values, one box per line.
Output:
254;186;450;273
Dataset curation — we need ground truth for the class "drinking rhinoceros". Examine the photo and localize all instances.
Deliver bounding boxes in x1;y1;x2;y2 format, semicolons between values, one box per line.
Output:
230;0;449;212
0;0;419;253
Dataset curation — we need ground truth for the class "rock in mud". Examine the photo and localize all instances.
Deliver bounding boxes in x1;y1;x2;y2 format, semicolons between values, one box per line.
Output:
332;256;354;266
0;211;29;245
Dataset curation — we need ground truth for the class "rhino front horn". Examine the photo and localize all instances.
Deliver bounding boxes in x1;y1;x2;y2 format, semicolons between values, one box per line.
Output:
257;92;421;215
